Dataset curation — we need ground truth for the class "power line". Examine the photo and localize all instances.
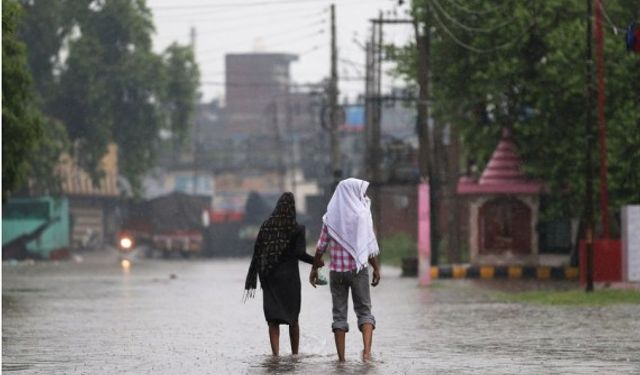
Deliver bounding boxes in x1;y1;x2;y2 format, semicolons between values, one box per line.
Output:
152;0;365;11
597;1;625;34
199;45;323;72
195;18;326;55
153;11;326;42
200;80;324;87
339;57;365;67
431;0;517;34
431;5;532;54
270;29;327;48
296;45;323;57
154;5;326;21
440;0;511;17
178;10;325;34
200;75;363;88
196;30;325;64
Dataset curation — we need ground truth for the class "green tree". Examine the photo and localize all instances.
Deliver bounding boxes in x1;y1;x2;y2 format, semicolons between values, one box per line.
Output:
17;0;78;103
26;118;70;195
2;0;43;200
395;0;640;223
10;0;80;196
17;0;200;195
52;0;159;190
162;43;200;145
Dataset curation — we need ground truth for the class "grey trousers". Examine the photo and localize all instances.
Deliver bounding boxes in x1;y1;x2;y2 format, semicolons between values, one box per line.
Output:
330;268;376;332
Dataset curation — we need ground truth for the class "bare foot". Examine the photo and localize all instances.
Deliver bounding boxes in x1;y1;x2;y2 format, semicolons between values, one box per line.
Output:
362;351;371;361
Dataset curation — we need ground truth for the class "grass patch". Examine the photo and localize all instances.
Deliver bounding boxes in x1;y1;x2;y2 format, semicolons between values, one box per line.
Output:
428;280;446;289
380;234;416;267
500;289;640;306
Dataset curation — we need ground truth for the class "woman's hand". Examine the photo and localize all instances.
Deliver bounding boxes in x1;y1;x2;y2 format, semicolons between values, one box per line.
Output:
309;268;318;288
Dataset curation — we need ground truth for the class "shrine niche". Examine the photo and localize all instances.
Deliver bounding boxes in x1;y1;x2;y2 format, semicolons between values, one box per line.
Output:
457;128;544;266
479;197;531;255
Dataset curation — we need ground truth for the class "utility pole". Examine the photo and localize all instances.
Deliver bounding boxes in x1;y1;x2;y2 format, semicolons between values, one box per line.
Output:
190;26;199;195
593;0;610;238
372;12;384;239
584;0;595;292
366;16;413;238
364;13;383;239
285;90;297;197
329;4;341;188
372;12;383;187
272;101;286;192
413;17;430;176
364;36;373;181
367;17;413;183
365;22;377;183
413;9;440;266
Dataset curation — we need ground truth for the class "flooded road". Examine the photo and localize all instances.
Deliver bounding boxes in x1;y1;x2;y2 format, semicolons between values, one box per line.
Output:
3;252;639;374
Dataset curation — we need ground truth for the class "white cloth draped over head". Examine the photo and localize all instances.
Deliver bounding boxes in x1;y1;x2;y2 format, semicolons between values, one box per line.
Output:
322;178;379;271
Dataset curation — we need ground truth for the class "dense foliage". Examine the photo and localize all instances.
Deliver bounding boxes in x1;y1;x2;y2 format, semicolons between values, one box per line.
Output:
394;0;640;222
2;0;43;200
6;0;200;196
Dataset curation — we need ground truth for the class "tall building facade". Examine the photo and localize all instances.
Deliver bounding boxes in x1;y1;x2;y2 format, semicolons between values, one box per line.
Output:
224;53;297;136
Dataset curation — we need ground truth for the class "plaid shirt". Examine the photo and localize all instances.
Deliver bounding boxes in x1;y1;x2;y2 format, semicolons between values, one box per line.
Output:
316;224;361;272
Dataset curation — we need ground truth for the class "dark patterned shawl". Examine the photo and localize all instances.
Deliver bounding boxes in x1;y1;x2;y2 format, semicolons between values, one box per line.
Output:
244;192;297;300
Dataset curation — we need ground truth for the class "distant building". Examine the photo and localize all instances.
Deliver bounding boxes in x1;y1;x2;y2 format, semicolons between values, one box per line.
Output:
58;143;121;249
143;100;221;202
224;53;298;136
214;53;326;207
146;53;327;223
142;166;214;204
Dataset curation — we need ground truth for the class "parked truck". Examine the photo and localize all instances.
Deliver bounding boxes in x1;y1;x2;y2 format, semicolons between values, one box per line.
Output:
119;192;210;258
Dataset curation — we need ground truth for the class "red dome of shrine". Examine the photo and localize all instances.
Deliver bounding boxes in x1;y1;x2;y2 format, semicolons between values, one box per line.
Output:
458;128;544;195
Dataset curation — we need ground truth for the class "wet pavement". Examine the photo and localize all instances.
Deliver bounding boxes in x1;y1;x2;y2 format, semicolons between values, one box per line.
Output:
3;251;640;374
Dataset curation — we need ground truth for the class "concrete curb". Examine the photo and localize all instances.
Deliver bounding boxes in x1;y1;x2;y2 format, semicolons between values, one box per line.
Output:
430;265;579;280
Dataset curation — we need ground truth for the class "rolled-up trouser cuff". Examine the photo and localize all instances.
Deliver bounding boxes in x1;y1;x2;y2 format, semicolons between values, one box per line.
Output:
357;317;376;331
332;321;349;332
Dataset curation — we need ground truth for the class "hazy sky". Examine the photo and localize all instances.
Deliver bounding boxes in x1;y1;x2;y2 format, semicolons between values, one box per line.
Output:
147;0;414;103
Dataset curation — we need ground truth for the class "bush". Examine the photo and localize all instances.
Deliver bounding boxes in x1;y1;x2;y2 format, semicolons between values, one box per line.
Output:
380;234;416;267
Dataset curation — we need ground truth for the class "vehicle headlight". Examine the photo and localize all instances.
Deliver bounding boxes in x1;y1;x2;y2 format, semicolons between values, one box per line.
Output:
120;237;133;249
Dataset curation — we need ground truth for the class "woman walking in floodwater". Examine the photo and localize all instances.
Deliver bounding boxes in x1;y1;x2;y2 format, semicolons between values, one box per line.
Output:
244;192;322;356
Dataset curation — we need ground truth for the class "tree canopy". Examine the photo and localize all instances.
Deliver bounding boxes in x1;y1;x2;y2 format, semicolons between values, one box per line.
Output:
2;0;43;200
394;0;640;222
11;0;200;196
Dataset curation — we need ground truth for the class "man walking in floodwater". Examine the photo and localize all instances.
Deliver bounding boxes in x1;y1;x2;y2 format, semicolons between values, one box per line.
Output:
309;178;381;362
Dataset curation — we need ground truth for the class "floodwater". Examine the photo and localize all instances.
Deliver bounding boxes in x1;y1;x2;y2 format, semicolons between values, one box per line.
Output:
3;252;639;374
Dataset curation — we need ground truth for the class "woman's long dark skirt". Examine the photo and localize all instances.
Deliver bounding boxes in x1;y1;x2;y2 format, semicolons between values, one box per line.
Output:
260;256;302;325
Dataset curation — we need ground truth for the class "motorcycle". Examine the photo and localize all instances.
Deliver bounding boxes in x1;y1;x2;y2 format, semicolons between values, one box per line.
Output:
117;232;141;268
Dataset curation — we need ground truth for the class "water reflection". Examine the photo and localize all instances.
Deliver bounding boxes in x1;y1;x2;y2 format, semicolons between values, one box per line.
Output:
2;255;639;374
251;353;381;375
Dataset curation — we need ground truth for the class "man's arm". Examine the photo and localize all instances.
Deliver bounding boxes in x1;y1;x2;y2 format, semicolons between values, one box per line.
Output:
309;250;324;288
294;226;315;265
368;256;380;287
309;224;329;288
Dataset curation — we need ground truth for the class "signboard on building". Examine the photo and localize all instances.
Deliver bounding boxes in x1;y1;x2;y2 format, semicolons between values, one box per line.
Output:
622;205;640;282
